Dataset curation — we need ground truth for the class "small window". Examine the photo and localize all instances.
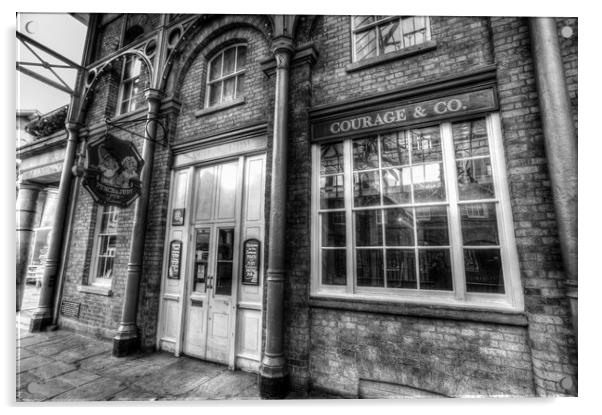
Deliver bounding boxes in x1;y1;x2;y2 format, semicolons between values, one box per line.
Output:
351;16;431;62
118;55;143;115
206;45;247;107
90;205;119;286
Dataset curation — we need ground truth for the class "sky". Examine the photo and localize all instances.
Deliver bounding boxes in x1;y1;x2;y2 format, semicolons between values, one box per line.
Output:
16;13;87;114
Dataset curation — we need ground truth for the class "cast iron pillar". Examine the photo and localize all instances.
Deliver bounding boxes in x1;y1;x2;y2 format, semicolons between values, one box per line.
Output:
30;123;80;332
113;88;162;356
529;18;578;341
16;181;42;312
259;36;294;399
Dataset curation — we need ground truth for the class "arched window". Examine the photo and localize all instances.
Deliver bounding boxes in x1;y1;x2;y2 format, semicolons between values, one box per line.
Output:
206;44;247;107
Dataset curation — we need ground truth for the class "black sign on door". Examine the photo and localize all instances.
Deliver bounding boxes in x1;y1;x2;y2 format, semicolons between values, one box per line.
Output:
242;239;260;285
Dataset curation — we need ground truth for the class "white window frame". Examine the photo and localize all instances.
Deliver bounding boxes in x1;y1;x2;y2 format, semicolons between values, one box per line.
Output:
351;16;432;62
89;205;119;287
117;55;143;115
310;113;523;311
205;44;247;108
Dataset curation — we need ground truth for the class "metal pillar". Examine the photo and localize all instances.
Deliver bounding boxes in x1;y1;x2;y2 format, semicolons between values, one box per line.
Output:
30;123;80;332
16;182;42;312
113;88;162;356
259;37;294;399
529;18;578;341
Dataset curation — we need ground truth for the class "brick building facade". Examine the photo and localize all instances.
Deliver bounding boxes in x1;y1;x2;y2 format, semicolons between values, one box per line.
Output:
18;14;578;398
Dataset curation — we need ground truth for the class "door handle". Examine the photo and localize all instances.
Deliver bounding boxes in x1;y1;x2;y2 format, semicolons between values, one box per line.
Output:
206;275;213;290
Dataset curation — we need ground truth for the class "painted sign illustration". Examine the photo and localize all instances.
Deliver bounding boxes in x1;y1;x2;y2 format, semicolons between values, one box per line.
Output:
242;239;260;285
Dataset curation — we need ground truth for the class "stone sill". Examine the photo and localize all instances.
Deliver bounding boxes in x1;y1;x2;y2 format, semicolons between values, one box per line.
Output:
194;97;245;118
345;40;438;73
308;295;528;326
78;284;113;297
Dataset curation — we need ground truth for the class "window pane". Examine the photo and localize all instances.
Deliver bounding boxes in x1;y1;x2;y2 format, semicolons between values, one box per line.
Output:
322;249;347;285
465;249;505;293
194;229;210;292
354;30;377;60
131;58;142;77
416;206;449;246
235;73;245;97
354;171;381;207
356;249;384;287
410;126;442;163
412;163;445;203
456;158;495;200
353;137;379;170
321;212;346;247
384;208;414;246
453;119;490;159
380;132;409;167
215;262;233;296
208;82;221;106
320;175;344;209
419;249;452;290
236;46;247;69
217;228;234;260
222;77;236;102
209;55;222;81
382;168;411;205
353;16;375;29
378;20;402;54
355;209;382;246
460;203;499;245
215;228;234;296
121;82;132;102
320;142;344;175
223;47;236;75
386;249;416;288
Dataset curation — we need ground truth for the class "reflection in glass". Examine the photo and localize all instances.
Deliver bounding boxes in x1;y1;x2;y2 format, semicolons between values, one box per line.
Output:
321;212;346;247
384;208;414;246
355;209;382;246
416;206;449;246
378;20;402;54
194;229;210;292
354;171;381;206
453;119;490;159
418;249;452;290
460;203;499;245
456;158;495;200
464;248;505;293
354;30;377;61
382;168;411;205
410;126;442;163
353;137;379;170
413;163;445;203
322;249;347;285
320;175;345;209
356;249;384;287
353;16;375;29
381;132;409;167
215;228;234;296
320;142;344;175
386;249;416;288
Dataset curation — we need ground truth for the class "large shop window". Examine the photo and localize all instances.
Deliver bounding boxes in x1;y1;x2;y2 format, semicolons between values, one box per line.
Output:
118;55;143;115
351;16;431;62
206;44;247;107
312;115;522;309
90;205;119;286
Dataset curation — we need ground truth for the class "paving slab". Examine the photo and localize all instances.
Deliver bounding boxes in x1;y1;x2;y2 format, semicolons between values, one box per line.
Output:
132;361;223;396
182;370;259;400
27;377;76;400
30;361;78;380
78;351;142;373
17;347;35;361
17;356;54;373
52;342;112;364
27;336;88;357
108;386;162;401
16;371;42;391
50;377;128;401
53;369;100;388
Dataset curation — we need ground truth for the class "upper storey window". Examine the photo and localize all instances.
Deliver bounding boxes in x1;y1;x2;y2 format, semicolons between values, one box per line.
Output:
206;45;247;107
118;55;143;115
352;16;431;62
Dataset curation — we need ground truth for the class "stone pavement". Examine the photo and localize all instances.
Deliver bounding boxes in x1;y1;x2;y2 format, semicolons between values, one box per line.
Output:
16;311;260;402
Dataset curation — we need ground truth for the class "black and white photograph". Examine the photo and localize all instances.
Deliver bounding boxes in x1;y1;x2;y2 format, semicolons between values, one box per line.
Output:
10;1;590;407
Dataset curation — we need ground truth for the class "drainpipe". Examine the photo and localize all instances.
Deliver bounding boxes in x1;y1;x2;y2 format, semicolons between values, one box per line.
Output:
259;36;294;399
30;123;81;332
113;88;163;356
528;18;578;340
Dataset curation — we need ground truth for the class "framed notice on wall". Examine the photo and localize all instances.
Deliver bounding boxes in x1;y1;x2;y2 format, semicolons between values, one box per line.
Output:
172;208;185;226
168;240;182;279
242;239;260;285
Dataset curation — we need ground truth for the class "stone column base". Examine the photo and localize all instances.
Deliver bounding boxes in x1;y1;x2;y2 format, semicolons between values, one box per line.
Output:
112;324;139;357
29;309;53;332
259;374;289;399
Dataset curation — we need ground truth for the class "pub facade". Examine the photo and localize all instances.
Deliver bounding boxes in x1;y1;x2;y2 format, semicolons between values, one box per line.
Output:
17;14;578;398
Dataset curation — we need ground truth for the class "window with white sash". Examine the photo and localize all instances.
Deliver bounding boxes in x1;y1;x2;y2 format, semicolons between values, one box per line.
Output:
312;114;522;310
118;55;143;115
90;205;119;286
206;44;247;107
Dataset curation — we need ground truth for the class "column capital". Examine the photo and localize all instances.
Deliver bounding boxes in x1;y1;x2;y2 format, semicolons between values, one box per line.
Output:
271;36;295;66
144;88;163;102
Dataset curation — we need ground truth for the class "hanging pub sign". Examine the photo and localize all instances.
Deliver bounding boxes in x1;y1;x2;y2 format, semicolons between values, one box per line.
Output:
82;134;144;207
168;240;182;279
242;239;260;285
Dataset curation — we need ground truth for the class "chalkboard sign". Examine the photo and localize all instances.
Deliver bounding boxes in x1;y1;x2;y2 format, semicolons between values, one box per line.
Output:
242;239;260;285
168;240;182;279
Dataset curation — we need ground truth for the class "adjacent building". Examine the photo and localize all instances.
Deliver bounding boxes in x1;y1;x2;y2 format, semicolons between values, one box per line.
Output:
17;14;578;398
